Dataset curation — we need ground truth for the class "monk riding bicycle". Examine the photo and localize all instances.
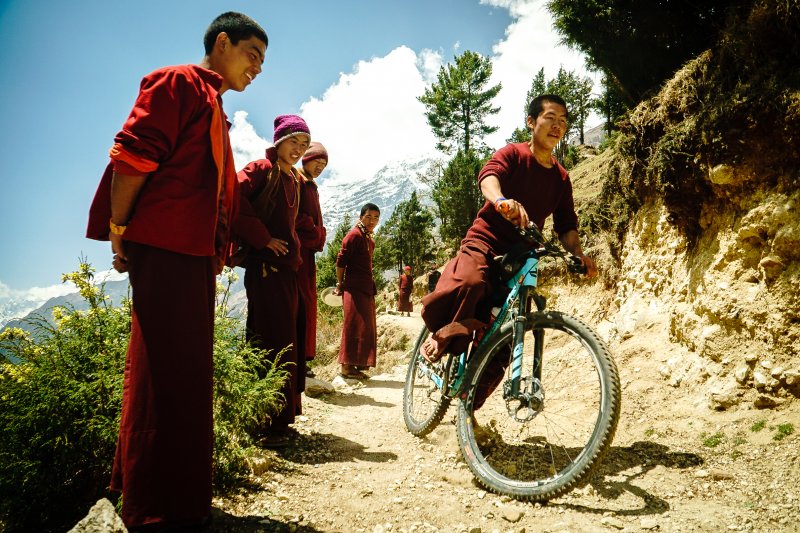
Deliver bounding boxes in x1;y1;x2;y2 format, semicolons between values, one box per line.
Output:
402;222;621;501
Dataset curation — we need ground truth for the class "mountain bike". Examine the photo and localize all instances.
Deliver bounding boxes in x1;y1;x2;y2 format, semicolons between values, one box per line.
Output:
402;223;620;501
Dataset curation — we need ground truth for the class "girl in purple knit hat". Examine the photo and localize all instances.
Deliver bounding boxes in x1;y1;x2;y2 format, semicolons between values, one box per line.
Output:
233;114;310;448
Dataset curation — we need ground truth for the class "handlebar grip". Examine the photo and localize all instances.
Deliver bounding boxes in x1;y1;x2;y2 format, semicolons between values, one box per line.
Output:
568;255;587;275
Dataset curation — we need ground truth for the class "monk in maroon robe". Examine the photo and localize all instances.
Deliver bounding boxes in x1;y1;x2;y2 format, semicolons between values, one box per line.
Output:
85;13;267;529
234;115;310;448
295;142;328;377
421;95;597;396
397;265;413;316
334;203;380;379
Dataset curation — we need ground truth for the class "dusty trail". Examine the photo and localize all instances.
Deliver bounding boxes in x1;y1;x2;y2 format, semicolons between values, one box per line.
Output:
213;313;800;533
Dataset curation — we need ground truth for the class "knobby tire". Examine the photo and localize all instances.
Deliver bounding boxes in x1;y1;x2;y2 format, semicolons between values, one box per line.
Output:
456;311;621;501
402;326;451;437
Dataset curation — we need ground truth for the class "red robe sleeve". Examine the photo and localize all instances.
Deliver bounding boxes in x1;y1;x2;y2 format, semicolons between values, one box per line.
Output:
113;68;206;171
87;68;208;241
478;143;518;186
552;177;578;237
233;160;273;250
296;213;318;247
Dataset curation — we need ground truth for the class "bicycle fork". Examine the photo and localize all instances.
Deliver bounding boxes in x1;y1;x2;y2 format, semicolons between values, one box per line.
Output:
504;287;545;422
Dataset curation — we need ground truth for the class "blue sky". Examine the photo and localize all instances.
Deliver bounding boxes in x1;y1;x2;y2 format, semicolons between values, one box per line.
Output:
0;0;594;297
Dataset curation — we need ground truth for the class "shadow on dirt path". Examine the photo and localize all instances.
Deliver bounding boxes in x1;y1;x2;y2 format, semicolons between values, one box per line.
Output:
554;440;704;517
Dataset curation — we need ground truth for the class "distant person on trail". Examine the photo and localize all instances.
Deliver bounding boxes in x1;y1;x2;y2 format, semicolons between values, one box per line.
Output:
295;142;328;378
426;263;441;294
334;203;380;379
234;114;310;448
420;94;597;369
398;265;414;316
84;12;267;529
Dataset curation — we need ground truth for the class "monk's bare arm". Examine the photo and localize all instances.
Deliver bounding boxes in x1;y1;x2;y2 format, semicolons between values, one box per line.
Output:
480;174;529;228
334;266;345;295
559;229;597;278
110;172;147;266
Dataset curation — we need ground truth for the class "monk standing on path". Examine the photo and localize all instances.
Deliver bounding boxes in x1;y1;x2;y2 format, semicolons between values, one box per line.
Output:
234;115;311;448
296;142;328;377
334;204;380;380
397;265;413;316
85;12;267;529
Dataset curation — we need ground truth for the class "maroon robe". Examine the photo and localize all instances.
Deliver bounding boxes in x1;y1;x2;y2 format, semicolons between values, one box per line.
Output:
234;159;305;430
111;244;215;526
85;65;236;528
421;143;578;356
337;225;377;368
397;273;413;312
295;170;326;361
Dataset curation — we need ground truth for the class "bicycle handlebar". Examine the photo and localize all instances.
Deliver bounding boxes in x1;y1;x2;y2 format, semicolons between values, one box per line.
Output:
519;222;587;275
495;202;587;276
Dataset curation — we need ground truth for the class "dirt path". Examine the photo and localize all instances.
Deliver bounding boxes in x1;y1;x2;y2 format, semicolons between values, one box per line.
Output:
213;313;800;533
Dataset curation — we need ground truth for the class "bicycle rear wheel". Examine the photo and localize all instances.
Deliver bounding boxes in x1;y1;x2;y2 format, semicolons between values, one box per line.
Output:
456;311;620;501
403;326;451;437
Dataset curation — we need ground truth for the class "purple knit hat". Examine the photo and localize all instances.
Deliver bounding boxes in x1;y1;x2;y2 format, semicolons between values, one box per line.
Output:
273;114;310;145
302;142;328;164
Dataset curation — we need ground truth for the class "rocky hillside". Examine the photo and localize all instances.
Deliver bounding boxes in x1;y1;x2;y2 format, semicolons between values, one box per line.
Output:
563;0;799;411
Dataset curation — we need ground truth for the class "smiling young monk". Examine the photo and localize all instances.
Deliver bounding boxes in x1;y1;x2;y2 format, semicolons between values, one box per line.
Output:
85;12;267;530
234;115;311;448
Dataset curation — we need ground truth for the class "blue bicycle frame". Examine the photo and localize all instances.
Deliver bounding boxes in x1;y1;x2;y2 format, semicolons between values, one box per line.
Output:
424;250;545;400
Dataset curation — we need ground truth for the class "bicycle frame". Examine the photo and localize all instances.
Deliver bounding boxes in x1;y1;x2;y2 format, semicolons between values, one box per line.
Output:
426;249;547;401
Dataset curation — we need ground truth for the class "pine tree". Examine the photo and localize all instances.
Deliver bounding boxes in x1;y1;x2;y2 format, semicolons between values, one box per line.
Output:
374;192;435;277
592;72;629;136
547;0;737;103
431;150;489;246
419;50;502;154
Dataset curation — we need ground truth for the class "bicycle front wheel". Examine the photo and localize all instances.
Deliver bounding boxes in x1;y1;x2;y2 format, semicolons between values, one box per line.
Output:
456;311;620;501
402;326;451;437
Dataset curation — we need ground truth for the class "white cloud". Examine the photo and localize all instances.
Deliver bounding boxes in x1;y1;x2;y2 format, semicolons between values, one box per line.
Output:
417;48;444;85
229;111;270;172
226;1;598;185
299;46;439;184
481;0;601;146
0;279;76;302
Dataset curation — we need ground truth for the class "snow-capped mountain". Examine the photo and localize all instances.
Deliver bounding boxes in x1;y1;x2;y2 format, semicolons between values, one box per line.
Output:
0;297;48;330
317;156;435;236
0;271;128;331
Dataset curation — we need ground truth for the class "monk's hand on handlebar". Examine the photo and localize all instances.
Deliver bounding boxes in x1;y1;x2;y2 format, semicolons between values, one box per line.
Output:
495;198;529;228
518;222;546;246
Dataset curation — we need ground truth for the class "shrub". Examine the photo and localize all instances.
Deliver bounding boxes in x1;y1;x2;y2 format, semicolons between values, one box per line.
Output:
0;263;128;531
212;269;288;486
0;263;287;531
313;298;344;367
773;423;795;442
